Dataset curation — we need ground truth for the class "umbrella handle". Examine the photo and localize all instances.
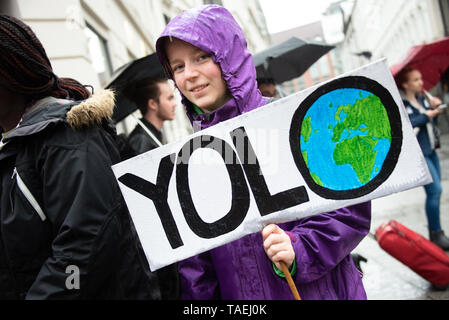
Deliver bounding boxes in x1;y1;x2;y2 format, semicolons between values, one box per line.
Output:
279;261;301;300
423;90;433;100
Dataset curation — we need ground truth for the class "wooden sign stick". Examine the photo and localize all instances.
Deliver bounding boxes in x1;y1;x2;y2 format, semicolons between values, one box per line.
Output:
279;261;301;300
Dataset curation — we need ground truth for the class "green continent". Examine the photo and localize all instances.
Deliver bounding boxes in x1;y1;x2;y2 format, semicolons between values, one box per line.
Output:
311;172;324;187
335;104;351;122
332;94;391;143
301;116;312;143
333;136;377;184
330;94;391;184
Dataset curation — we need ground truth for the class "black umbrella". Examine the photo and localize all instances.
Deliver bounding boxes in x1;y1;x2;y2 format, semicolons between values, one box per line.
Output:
105;53;166;123
253;37;335;84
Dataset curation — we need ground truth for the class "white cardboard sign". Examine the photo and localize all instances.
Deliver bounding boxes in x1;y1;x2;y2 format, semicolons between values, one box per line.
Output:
112;60;432;271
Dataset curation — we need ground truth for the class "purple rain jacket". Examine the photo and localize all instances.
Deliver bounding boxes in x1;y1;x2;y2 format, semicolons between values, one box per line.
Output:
156;5;371;300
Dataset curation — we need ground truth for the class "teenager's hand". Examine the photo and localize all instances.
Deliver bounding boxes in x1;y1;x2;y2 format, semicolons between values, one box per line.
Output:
262;224;295;270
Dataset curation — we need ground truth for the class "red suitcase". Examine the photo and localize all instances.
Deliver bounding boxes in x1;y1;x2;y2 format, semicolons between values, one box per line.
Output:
375;220;449;287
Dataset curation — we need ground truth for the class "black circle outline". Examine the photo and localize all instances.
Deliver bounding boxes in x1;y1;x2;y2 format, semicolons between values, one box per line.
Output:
289;76;403;200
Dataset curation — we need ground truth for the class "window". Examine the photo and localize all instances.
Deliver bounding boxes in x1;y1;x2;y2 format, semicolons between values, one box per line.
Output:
0;0;19;16
309;64;319;80
296;77;306;91
84;24;113;87
203;0;223;5
320;56;330;77
440;0;449;36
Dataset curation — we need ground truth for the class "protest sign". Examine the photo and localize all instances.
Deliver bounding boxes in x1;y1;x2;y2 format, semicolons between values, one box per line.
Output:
112;60;432;271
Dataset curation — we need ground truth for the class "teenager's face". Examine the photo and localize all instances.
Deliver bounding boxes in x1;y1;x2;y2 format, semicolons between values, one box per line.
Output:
403;70;424;94
165;38;231;113
156;81;176;121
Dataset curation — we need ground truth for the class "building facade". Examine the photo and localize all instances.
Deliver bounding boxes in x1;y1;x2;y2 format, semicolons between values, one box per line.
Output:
440;0;449;36
339;0;446;73
0;0;270;142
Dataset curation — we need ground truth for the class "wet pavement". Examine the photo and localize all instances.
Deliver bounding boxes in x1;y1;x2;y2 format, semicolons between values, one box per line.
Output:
353;133;449;300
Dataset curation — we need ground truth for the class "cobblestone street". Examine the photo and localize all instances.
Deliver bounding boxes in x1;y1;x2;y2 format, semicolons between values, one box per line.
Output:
354;133;449;300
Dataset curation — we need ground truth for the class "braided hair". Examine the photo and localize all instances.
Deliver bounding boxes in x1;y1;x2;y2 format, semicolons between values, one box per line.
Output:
0;14;90;101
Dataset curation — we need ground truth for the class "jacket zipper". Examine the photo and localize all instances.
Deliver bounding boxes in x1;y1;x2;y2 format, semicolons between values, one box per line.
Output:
12;168;47;221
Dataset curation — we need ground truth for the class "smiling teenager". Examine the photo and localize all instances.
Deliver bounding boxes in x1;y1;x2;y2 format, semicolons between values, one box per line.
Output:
156;4;371;300
166;38;232;113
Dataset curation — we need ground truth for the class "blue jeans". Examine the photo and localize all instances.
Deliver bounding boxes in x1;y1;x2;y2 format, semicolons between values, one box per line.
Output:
424;151;443;232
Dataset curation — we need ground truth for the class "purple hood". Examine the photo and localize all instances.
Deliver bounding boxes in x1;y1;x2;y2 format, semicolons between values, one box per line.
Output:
156;4;269;130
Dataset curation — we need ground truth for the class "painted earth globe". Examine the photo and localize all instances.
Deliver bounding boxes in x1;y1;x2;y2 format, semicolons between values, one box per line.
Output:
299;88;392;191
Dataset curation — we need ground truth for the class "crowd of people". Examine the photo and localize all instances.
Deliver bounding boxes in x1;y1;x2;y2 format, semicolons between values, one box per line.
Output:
0;4;447;300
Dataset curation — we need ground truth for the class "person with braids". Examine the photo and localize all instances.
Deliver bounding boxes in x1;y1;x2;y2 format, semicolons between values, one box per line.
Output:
0;15;160;299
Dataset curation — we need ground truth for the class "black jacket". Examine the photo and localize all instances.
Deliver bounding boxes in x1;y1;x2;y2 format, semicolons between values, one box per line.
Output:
0;91;160;299
124;118;181;299
127;118;163;157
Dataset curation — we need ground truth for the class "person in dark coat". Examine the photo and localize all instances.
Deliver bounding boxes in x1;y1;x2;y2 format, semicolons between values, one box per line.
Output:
125;77;176;156
396;68;448;250
123;77;181;300
0;14;159;299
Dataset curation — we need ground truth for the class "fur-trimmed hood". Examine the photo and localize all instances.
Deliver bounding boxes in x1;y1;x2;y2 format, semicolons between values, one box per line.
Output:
66;89;115;129
3;89;115;142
